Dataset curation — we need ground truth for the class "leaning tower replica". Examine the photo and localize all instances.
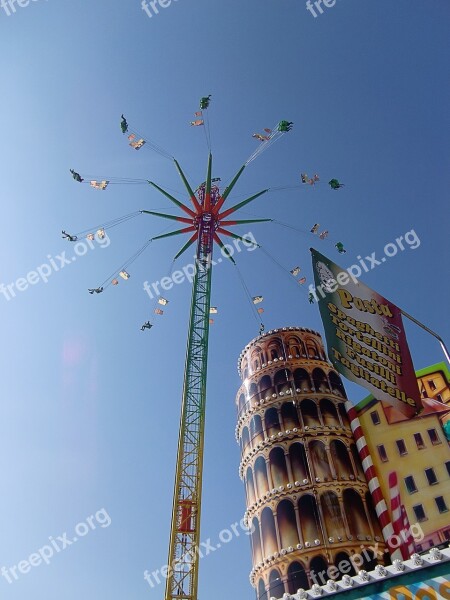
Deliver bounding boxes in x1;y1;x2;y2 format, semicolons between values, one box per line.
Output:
235;327;386;599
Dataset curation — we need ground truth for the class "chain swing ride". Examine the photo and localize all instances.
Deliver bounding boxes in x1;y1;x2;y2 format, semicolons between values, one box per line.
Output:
65;96;346;600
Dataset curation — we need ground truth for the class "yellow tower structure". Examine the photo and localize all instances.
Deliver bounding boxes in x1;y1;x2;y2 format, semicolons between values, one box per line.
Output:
235;327;386;599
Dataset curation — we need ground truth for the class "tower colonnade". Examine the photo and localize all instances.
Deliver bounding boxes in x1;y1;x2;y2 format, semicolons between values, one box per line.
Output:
235;327;386;600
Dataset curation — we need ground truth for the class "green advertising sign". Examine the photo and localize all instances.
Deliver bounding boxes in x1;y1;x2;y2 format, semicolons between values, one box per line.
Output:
311;249;422;417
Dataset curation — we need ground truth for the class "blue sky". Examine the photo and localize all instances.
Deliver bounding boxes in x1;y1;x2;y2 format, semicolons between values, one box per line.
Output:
0;1;449;598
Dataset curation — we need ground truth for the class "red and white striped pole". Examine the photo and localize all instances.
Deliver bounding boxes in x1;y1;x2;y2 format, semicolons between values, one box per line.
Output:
388;471;415;559
345;401;403;561
401;505;415;557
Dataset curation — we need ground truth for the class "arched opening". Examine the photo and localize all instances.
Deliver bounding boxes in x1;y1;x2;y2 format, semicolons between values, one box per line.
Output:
329;371;346;398
338;403;350;427
310;556;329;583
366;491;383;539
309;440;332;481
250;414;264;446
330;440;353;479
312;368;331;393
294;368;311;391
254;456;269;497
274;368;291;394
261;508;278;556
298;495;323;543
277;499;299;548
281;401;300;430
268;337;283;360
256;347;267;366
257;578;266;600
289;443;308;482
238;393;246;415
320;399;340;426
269;447;289;487
288;336;305;358
251;348;263;371
361;551;378;571
249;382;258;402
241;426;250;454
321;491;345;539
351;444;365;479
290;344;300;356
287;561;309;594
241;358;248;375
343;489;371;538
259;374;274;398
301;399;320;427
306;340;320;359
265;407;281;437
251;517;263;564
268;569;284;600
335;552;356;576
245;467;256;506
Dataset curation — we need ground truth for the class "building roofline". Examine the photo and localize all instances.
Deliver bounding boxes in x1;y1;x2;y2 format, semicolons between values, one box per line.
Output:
415;361;450;382
356;361;450;412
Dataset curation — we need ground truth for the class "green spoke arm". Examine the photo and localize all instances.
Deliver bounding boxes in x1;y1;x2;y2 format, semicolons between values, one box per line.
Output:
217;189;269;219
213;233;236;264
174;233;199;261
148;181;196;218
216;227;260;248
152;226;196;241
142;210;193;225
173;159;202;213
204;153;212;212
213;164;246;214
220;218;272;226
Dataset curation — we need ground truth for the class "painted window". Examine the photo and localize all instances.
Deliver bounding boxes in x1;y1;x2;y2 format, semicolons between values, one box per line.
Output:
404;475;417;494
427;428;441;445
412;504;427;522
425;467;438;486
370;411;380;425
435;496;448;514
377;444;388;462
396;439;408;456
414;433;426;450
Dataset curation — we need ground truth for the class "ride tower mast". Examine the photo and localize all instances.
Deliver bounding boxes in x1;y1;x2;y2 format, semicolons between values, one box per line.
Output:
147;153;269;600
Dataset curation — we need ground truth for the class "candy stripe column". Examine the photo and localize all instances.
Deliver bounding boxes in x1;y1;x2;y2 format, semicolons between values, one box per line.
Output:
345;401;403;561
388;471;415;559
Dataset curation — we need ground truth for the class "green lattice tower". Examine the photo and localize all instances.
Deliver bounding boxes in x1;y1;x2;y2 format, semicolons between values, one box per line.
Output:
147;154;269;600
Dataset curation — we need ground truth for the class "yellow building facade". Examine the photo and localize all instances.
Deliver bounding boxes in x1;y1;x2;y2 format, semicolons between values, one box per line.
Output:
356;362;450;550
